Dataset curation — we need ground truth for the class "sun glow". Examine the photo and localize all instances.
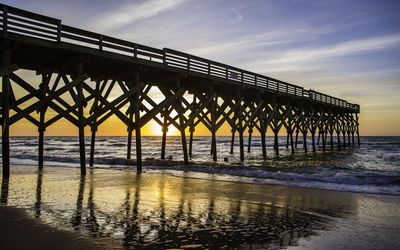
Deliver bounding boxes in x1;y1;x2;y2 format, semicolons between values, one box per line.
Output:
144;120;179;136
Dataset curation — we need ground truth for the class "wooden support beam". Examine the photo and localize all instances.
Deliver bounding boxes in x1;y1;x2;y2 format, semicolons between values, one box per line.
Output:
186;93;215;130
311;113;316;153
158;84;189;164
312;130;316;153
287;109;295;154
214;99;232;130
9;73;88;126
303;129;308;153
322;128;326;152
141;93;181;130
272;105;280;156
217;97;240;129
189;125;194;158
347;129;351;146
356;113;360;146
230;128;235;155
83;81;141;129
134;78;142;173
286;132;289;149
89;81;101;166
76;65;86;175
188;93;196;159
161;111;168;160
176;81;189;165
237;96;245;162
42;99;81;128
329;116;334;150
342;115;346;149
61;75;81;107
90;126;97;166
274;131;279;156
350;114;355;146
139;87;185;128
179;111;189;165
256;102;267;159
247;125;253;153
209;90;217;162
242;100;264;131
127;112;133;160
290;131;294;154
38;73;49;169
2;49;11;178
261;126;267;159
11;106;39;127
126;82;142;161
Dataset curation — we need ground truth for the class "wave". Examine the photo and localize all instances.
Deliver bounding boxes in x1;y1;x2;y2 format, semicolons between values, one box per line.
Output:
4;136;400;196
7;157;400;195
145;165;400;195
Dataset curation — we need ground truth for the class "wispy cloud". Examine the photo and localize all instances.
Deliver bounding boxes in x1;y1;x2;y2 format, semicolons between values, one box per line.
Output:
187;30;290;60
261;33;400;65
90;0;185;31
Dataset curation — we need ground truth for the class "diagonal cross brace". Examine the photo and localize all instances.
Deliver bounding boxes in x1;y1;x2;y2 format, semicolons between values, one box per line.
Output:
9;74;88;125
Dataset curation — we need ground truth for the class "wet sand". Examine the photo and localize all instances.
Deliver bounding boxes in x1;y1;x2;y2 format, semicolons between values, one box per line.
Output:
1;165;400;249
0;206;108;250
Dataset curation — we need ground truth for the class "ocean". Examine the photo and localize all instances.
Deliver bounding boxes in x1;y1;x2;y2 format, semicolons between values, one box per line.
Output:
3;136;400;196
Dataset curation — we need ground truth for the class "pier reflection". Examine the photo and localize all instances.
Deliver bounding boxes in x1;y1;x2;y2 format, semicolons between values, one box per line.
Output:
34;170;43;218
87;171;100;236
72;174;86;229
27;170;357;249
1;176;9;204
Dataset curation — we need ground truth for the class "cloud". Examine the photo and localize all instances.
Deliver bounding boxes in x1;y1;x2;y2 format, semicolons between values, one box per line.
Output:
265;33;400;65
91;0;185;31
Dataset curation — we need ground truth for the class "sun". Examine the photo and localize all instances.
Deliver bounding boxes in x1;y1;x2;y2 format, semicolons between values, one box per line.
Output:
144;120;179;136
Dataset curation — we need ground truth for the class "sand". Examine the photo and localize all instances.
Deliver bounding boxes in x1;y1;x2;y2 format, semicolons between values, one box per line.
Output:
0;206;109;250
1;165;400;249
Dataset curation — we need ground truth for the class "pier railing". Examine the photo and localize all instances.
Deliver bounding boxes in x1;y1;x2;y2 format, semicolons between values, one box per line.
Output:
0;3;359;113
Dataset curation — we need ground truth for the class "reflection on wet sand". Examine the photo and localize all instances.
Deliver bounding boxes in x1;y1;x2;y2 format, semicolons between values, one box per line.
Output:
2;168;359;249
34;170;43;218
72;174;86;229
1;176;9;204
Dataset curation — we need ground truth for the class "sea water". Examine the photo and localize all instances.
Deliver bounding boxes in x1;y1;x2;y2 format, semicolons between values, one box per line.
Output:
2;136;400;195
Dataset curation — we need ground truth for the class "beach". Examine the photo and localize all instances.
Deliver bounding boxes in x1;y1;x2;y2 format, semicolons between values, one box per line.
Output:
1;0;399;248
1;165;399;249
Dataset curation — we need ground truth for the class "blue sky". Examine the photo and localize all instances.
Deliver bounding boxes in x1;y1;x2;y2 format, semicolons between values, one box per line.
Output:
4;0;400;135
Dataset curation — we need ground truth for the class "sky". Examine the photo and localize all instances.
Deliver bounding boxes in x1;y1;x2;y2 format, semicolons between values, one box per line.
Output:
4;0;400;136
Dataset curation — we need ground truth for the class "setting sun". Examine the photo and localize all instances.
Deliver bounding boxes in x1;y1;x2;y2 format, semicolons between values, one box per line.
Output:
143;120;179;136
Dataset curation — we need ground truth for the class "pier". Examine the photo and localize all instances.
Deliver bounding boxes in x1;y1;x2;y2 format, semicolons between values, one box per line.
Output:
0;3;360;177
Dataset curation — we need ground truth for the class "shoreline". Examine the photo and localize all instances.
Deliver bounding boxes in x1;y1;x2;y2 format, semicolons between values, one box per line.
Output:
4;162;400;197
1;165;400;249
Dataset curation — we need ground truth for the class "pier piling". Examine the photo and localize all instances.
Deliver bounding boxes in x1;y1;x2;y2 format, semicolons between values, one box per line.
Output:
1;49;10;178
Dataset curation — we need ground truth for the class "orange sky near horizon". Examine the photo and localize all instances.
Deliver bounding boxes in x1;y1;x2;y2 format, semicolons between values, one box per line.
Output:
8;106;400;137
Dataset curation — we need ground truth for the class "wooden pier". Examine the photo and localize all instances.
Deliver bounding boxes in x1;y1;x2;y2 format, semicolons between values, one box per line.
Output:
0;3;360;177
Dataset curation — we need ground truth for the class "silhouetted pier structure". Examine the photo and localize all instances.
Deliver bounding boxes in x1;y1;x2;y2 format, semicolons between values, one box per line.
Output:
0;4;360;177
